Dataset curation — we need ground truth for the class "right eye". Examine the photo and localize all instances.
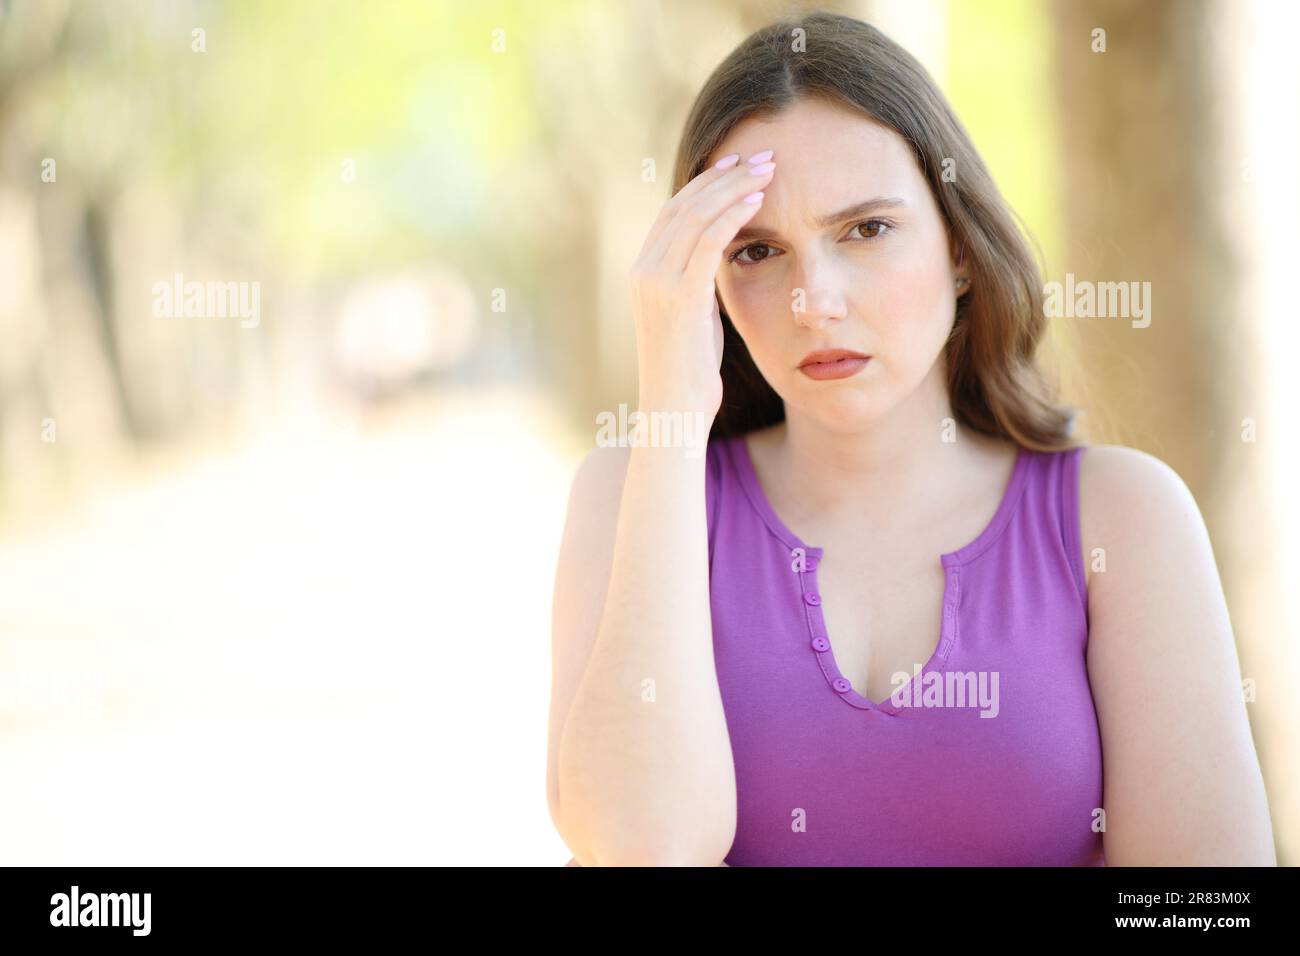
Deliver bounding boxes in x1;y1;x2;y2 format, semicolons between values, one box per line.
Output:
728;242;779;266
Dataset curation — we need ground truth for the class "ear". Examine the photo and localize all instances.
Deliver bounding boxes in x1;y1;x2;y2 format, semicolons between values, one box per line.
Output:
952;252;970;295
949;234;968;286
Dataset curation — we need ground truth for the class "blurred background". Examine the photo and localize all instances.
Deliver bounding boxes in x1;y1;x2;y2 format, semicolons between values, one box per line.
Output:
0;0;1295;865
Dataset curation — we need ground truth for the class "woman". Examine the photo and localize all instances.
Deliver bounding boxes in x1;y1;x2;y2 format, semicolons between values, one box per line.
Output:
547;10;1274;866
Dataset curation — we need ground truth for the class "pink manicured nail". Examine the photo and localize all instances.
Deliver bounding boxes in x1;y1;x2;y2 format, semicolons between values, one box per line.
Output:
714;153;741;169
749;161;775;176
743;191;764;204
746;149;774;165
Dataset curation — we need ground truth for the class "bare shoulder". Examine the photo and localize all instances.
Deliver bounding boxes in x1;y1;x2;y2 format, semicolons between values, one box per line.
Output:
553;444;635;606
1076;443;1205;591
569;443;633;504
1077;442;1197;517
1074;443;1274;863
553;444;634;592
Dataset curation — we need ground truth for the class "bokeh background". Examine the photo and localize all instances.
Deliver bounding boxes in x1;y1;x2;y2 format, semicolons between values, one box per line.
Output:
0;0;1295;865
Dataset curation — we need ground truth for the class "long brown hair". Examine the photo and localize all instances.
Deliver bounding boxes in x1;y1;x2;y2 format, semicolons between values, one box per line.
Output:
671;9;1079;450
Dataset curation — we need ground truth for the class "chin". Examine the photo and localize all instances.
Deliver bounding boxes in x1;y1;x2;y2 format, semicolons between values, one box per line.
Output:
789;380;897;431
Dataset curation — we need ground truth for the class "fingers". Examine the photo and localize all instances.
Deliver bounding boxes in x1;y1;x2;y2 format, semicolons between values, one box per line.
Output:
637;154;743;262
663;158;774;274
683;191;766;284
637;151;743;256
642;151;775;269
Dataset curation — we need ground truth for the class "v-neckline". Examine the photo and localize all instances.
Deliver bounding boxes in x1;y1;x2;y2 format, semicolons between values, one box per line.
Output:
726;431;1031;713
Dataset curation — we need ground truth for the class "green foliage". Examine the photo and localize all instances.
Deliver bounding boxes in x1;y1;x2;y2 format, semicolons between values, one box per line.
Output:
945;0;1062;272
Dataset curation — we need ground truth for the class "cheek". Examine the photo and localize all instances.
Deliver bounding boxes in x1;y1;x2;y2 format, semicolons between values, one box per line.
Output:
869;255;955;356
721;277;784;349
721;269;782;315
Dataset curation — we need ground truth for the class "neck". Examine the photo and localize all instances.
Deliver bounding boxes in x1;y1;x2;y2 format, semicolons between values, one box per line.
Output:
764;358;995;525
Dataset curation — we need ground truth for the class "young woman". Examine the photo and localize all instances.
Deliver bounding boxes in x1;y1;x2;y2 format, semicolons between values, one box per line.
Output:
547;11;1274;866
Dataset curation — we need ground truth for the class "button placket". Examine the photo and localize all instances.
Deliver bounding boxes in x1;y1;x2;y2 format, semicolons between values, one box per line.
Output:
790;543;878;710
735;435;982;717
792;545;850;696
792;548;821;653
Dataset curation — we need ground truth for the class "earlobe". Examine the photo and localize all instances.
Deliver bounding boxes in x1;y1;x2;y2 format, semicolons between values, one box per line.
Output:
951;245;969;293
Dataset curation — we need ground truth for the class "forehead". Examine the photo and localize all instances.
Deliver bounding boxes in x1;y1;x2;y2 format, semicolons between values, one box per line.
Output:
707;96;920;201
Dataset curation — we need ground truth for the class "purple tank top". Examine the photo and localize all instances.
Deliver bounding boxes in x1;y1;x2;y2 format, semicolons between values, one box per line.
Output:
705;433;1105;866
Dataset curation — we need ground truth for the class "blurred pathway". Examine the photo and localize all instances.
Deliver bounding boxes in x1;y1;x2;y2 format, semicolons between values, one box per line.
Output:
0;384;585;864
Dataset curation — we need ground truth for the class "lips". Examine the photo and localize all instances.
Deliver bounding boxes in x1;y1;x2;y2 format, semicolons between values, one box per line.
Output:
798;348;871;368
797;348;872;382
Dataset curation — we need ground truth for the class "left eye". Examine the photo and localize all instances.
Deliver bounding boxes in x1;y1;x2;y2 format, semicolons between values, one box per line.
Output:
853;219;892;239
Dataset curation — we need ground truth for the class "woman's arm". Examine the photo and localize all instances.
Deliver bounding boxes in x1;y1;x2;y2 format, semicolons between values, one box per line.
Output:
547;156;773;867
547;442;736;867
1079;445;1276;864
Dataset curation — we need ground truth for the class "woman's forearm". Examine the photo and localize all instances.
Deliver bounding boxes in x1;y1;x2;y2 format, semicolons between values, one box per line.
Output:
555;441;736;867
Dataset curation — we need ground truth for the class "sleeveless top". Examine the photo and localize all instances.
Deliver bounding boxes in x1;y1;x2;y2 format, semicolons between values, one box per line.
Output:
704;433;1105;866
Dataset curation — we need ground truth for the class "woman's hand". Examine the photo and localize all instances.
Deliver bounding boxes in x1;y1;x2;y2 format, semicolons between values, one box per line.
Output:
629;150;775;417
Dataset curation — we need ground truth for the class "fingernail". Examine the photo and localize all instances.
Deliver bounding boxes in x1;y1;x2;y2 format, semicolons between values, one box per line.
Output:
714;153;741;169
749;161;775;176
746;149;774;165
743;191;764;204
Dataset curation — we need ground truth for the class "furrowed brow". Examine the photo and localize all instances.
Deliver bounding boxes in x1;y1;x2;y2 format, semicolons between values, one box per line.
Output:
730;197;908;244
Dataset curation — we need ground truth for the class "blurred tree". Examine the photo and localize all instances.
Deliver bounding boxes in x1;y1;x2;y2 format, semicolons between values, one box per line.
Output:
1051;0;1244;492
1051;0;1284;860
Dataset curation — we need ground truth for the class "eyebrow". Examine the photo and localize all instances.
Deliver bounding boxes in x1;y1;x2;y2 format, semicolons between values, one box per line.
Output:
729;196;908;244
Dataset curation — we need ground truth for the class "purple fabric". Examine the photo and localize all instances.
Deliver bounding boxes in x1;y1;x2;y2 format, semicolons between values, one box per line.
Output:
705;433;1105;866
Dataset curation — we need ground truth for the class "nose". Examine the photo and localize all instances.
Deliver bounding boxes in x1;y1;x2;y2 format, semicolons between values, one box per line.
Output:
791;256;846;330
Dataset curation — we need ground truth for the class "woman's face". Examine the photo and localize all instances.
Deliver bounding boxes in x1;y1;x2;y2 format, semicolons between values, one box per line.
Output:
710;95;965;430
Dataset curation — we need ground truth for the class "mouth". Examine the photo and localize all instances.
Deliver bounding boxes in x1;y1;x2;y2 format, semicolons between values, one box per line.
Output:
797;349;872;381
